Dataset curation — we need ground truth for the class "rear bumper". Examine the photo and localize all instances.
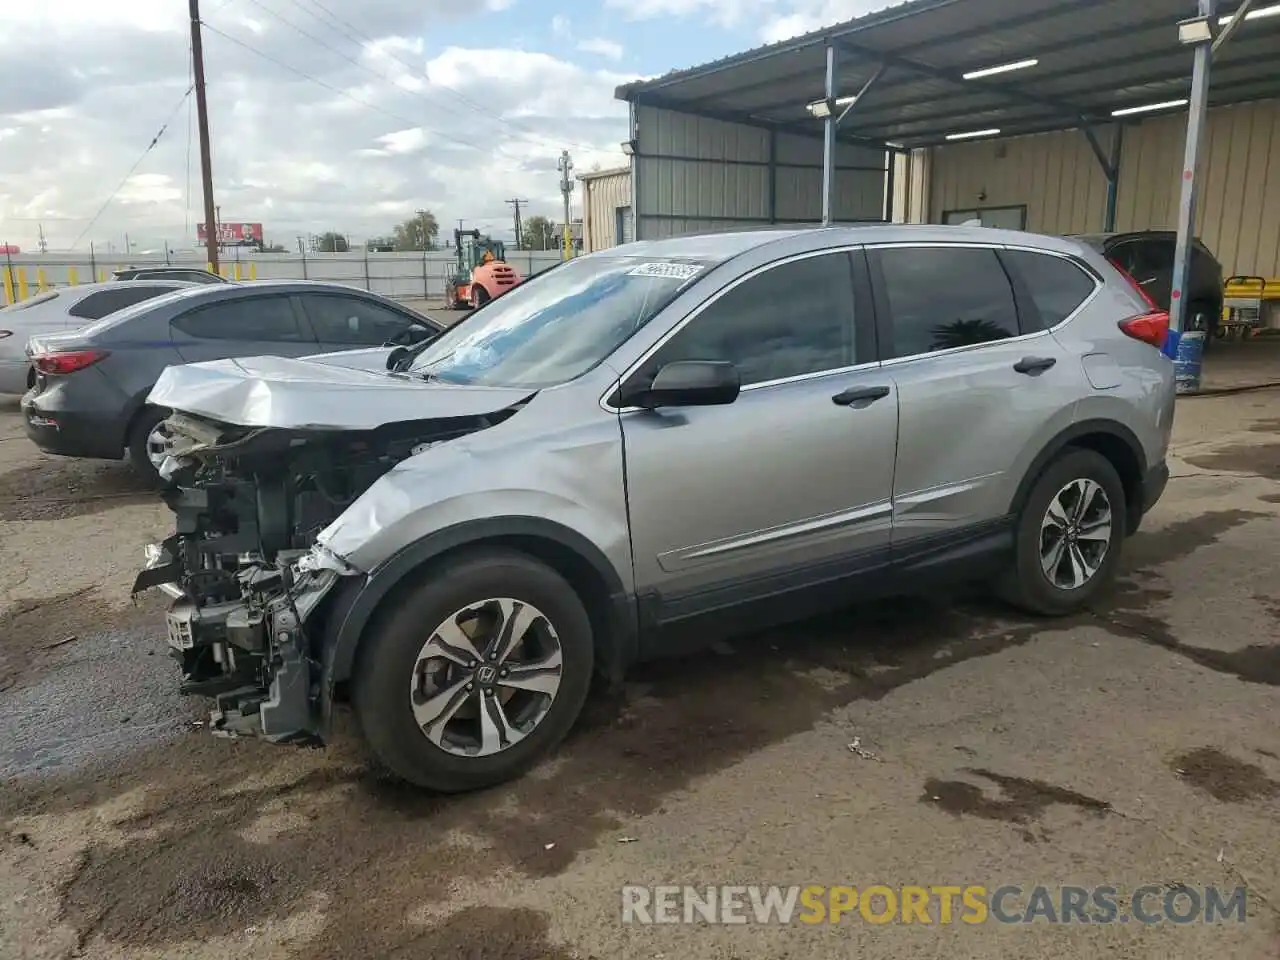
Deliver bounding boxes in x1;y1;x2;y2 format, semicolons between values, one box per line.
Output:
1141;460;1170;517
22;384;127;459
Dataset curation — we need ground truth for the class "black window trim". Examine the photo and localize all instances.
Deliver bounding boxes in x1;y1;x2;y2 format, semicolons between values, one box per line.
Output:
864;241;1103;366
170;293;318;343
297;291;441;340
606;245;880;413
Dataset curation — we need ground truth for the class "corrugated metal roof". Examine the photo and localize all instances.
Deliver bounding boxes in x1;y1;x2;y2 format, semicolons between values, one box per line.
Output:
615;0;1280;150
577;166;631;181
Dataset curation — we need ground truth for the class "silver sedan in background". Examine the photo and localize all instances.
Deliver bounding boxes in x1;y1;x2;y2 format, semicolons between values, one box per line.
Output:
0;280;195;394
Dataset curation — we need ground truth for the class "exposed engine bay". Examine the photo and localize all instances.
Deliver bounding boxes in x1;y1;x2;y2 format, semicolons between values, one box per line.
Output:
133;408;510;742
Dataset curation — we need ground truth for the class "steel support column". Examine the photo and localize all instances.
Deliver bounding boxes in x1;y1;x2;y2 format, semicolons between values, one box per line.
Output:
1104;125;1123;231
768;129;778;223
1169;0;1216;393
821;44;837;226
628;101;641;242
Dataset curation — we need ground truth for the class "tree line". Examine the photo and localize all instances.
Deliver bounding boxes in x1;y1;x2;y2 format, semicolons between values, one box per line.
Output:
303;210;564;254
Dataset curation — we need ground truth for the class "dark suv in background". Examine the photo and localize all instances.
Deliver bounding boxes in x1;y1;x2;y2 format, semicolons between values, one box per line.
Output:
112;267;228;284
1074;231;1224;344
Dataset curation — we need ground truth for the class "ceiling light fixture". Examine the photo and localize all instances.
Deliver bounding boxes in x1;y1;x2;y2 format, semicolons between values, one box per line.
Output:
1218;2;1280;23
1111;98;1189;116
962;58;1039;80
945;128;1002;140
806;95;858;119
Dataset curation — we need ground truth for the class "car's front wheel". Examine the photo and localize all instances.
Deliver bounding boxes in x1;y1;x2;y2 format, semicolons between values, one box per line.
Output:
998;448;1127;616
352;549;594;792
126;405;174;486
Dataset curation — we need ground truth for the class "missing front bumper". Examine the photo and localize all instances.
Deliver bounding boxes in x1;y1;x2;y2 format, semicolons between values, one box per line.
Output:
138;544;342;744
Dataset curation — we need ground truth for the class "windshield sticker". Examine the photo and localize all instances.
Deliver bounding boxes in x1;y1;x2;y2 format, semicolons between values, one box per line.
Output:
627;262;704;281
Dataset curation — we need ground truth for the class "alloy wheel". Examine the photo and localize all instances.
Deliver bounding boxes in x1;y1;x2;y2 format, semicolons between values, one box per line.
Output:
145;422;173;471
1039;478;1113;591
410;598;563;757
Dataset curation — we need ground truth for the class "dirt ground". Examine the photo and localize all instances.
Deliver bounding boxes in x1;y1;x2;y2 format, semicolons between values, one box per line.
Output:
0;388;1278;960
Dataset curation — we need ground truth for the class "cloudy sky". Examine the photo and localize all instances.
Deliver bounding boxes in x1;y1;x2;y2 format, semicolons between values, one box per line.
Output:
0;0;891;253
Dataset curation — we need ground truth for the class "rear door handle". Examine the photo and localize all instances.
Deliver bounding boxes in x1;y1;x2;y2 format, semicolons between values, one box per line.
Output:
831;385;891;406
1013;356;1057;375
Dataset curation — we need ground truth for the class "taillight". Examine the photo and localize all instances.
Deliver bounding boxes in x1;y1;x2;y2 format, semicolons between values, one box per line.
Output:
1118;311;1170;349
33;349;109;375
1107;257;1160;310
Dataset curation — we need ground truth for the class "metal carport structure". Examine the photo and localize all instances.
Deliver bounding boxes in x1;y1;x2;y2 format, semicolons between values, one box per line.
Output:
615;0;1280;387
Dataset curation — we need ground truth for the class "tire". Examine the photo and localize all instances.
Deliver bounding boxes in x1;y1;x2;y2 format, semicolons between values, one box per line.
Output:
1191;300;1218;353
126;405;173;487
996;448;1127;617
470;284;489;308
352;548;594;792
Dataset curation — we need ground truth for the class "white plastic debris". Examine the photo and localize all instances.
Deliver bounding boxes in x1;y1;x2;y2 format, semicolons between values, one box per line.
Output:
847;737;881;761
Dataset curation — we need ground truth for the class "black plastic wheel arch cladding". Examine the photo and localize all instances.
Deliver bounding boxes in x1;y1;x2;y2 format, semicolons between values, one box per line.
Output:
1010;420;1150;536
315;517;638;734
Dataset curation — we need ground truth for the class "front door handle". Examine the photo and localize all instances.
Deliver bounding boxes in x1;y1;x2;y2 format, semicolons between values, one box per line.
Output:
1013;356;1057;375
832;385;891;406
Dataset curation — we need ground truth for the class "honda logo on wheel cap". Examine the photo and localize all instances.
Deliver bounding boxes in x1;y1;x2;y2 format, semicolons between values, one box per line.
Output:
476;665;498;684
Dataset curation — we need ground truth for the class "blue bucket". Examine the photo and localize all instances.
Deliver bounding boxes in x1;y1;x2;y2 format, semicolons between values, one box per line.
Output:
1170;330;1204;394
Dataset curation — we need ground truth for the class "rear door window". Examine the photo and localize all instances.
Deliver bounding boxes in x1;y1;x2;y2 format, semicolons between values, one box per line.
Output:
69;286;180;320
999;250;1098;327
171;296;309;341
873;246;1020;359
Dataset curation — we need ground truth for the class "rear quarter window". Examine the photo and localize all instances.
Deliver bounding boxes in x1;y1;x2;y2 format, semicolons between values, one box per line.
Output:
1001;250;1099;327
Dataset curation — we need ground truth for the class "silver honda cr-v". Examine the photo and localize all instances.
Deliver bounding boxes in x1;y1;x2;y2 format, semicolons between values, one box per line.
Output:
137;225;1175;792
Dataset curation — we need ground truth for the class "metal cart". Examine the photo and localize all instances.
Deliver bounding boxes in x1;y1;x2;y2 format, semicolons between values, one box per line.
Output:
1219;275;1279;341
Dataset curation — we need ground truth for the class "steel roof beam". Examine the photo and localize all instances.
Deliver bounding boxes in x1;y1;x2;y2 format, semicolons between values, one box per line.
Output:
701;5;1177;118
629;92;905;153
832;37;1109;124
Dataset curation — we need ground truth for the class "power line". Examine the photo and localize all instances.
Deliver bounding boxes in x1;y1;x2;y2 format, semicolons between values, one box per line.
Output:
71;85;194;249
199;21;490;154
285;0;603;154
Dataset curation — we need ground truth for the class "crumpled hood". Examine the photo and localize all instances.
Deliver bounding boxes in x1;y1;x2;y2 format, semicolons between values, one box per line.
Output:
147;354;535;430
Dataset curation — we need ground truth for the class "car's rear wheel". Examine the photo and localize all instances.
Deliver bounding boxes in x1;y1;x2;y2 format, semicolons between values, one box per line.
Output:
352;548;593;792
997;448;1127;616
126;405;173;486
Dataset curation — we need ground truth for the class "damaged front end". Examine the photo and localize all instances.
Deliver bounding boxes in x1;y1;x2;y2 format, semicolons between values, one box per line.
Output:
133;405;510;743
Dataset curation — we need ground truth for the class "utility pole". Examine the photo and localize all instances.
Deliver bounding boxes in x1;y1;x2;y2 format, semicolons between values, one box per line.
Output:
505;198;529;250
190;0;219;272
557;150;574;261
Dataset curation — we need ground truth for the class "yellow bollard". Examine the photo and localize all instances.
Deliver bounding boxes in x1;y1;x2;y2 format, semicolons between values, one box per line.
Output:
98;270;107;282
2;268;13;305
249;262;258;280
36;268;48;291
207;262;214;274
233;263;242;281
17;268;28;301
68;267;78;286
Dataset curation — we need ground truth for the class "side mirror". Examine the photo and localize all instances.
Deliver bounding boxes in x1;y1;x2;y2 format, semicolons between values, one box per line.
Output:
386;345;412;370
639;360;740;409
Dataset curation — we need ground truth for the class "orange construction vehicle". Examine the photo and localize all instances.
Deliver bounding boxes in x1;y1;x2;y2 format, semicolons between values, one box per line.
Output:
449;229;522;308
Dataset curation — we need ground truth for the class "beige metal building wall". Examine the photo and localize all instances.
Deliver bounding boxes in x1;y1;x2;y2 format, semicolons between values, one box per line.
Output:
920;98;1280;277
632;104;886;241
579;168;632;253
